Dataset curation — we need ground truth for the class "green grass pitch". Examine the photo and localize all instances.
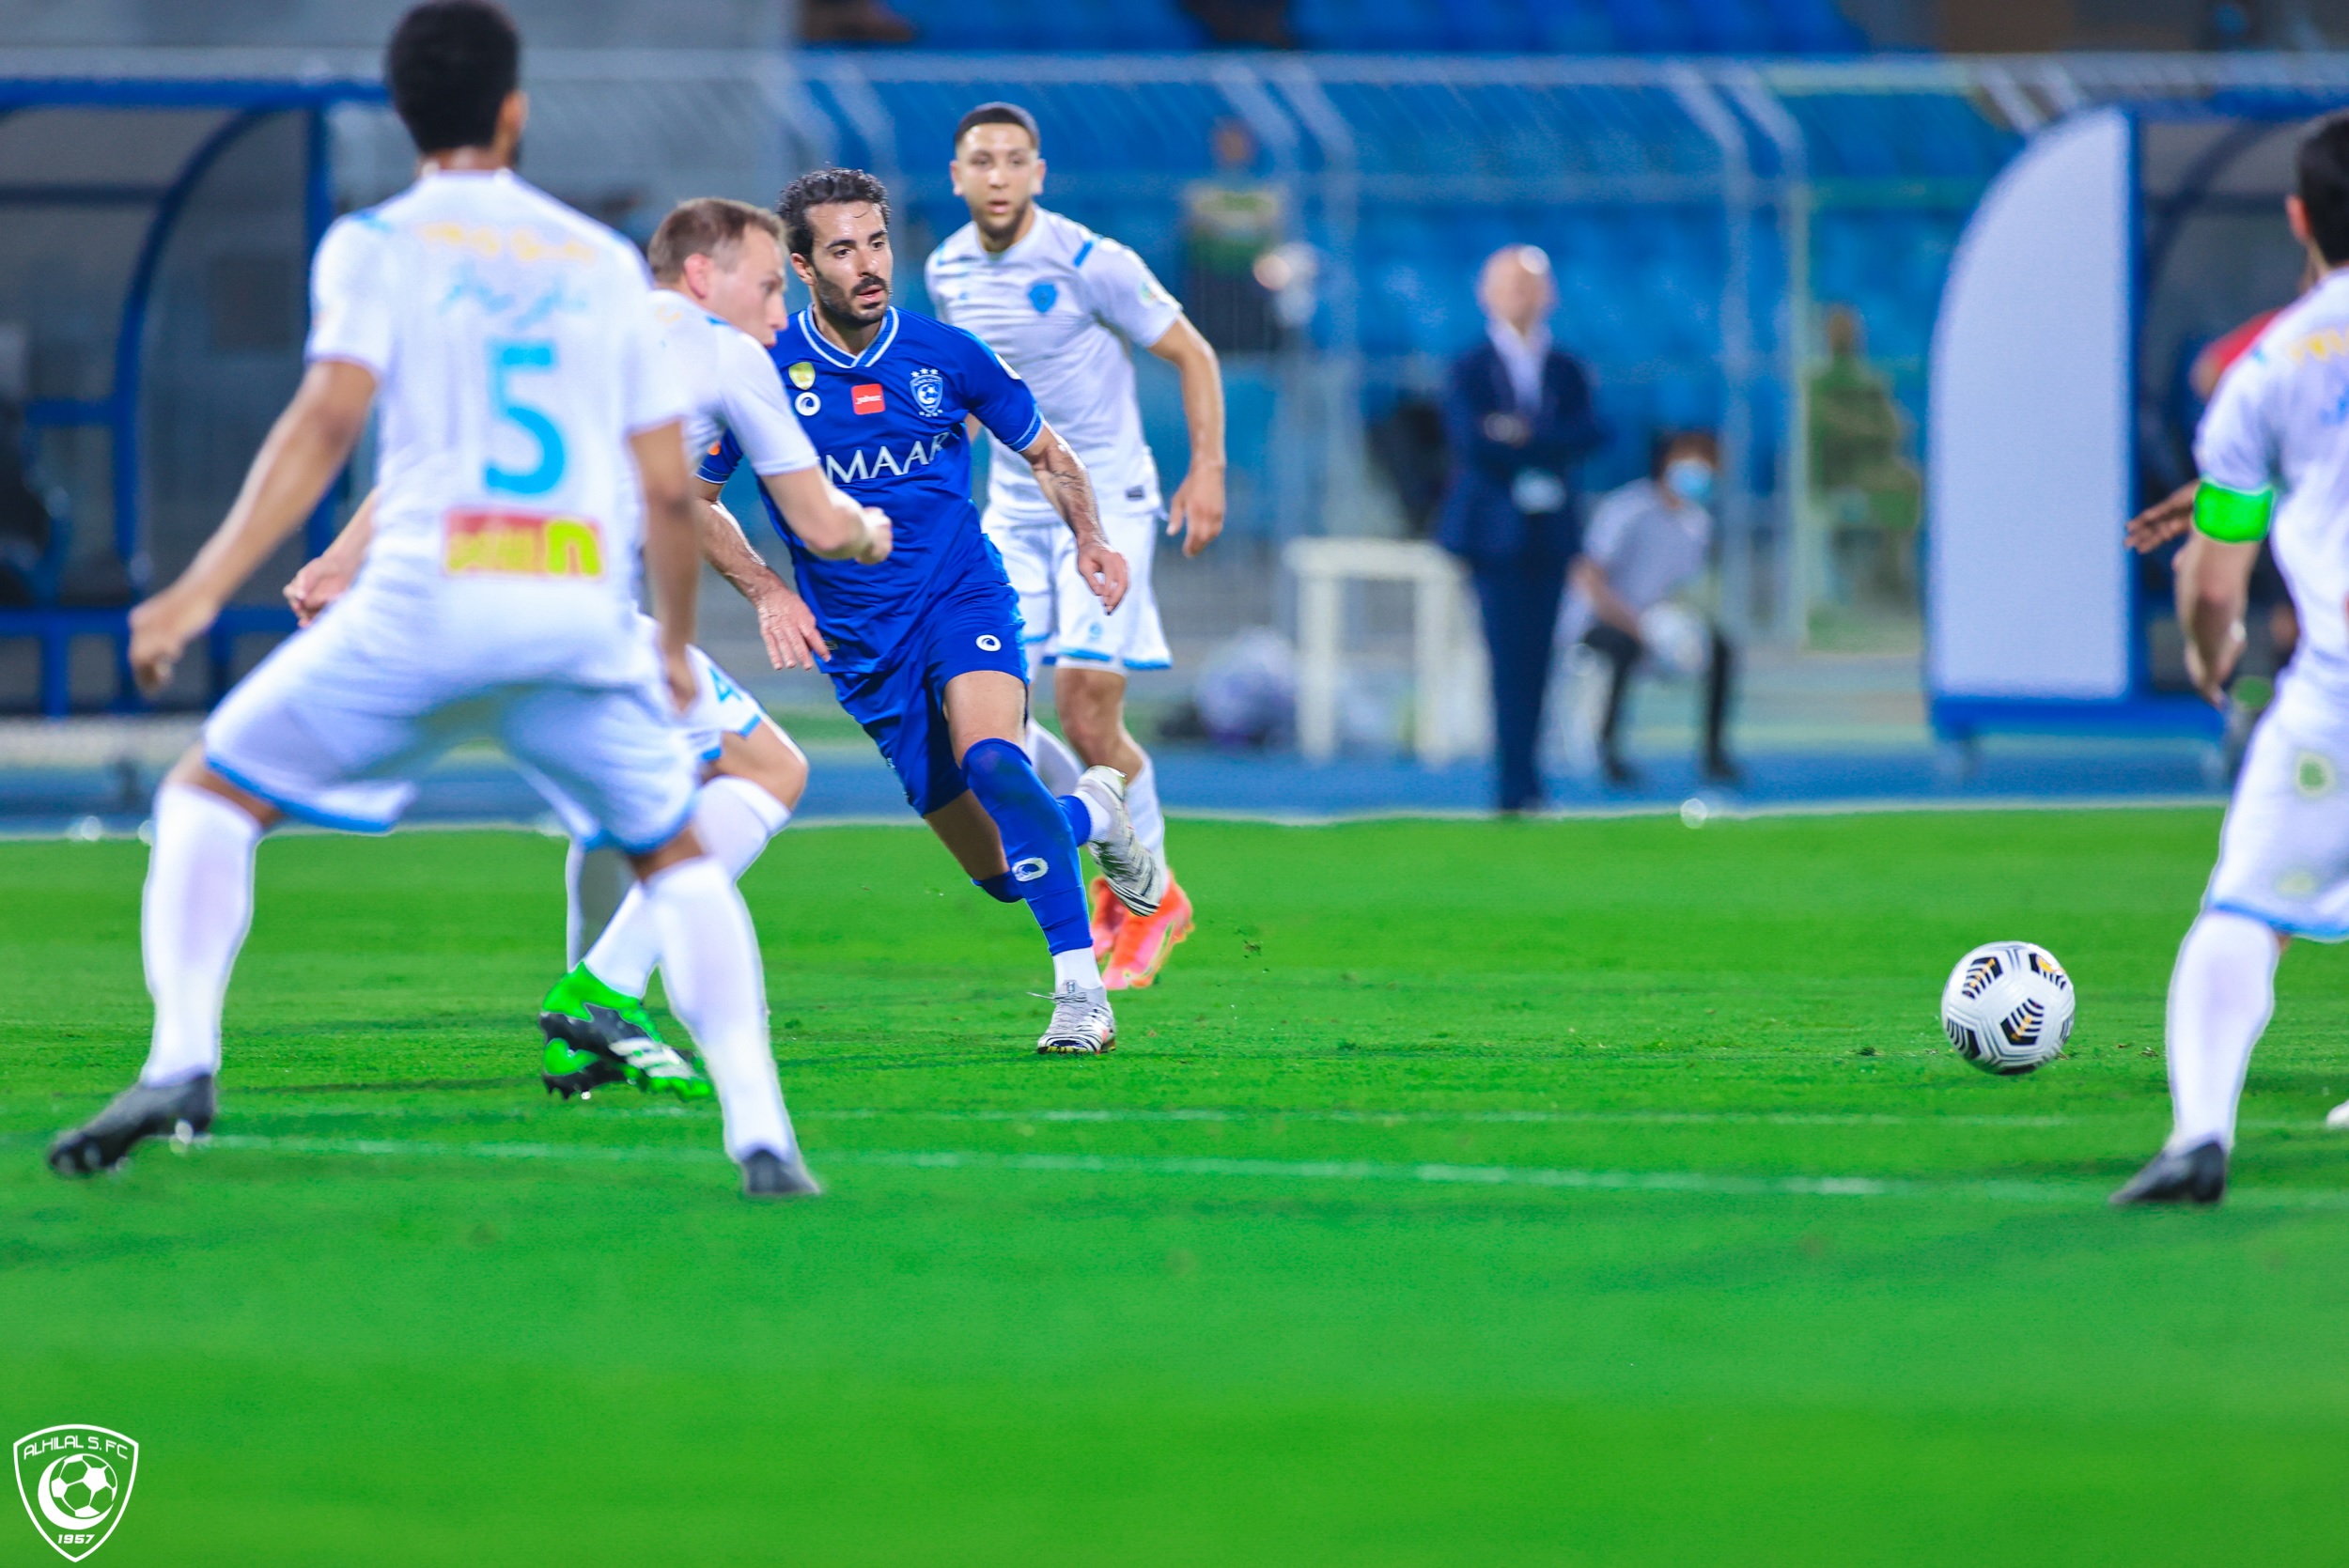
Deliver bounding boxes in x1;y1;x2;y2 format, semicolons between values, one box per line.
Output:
7;809;2349;1565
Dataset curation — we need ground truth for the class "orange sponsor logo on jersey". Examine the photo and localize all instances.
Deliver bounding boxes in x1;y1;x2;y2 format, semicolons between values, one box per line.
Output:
2285;327;2349;365
442;508;605;577
416;223;600;265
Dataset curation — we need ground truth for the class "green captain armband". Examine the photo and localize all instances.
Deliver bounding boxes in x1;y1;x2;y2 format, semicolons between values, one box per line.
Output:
2193;481;2275;543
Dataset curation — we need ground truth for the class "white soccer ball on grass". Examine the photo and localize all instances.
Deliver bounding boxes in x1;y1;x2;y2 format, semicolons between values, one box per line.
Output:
1940;940;2074;1075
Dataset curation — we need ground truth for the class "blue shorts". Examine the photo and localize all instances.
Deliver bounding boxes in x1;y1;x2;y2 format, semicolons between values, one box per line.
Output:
833;561;1029;816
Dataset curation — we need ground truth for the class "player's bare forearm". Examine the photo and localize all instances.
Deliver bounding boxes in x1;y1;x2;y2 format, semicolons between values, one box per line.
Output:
1021;424;1104;546
2126;480;2199;554
174;361;374;615
2174;532;2257;702
760;468;891;563
632;423;701;654
1149;317;1227;556
132;359;374;691
698;495;790;599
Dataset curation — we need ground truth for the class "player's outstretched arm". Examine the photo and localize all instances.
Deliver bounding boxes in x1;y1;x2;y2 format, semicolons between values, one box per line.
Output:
131;358;375;693
634;420;702;713
285;485;379;627
1021;422;1127;613
2126;479;2199;554
1147;316;1227;558
691;485;832;671
759;468;892;566
2174;531;2259;705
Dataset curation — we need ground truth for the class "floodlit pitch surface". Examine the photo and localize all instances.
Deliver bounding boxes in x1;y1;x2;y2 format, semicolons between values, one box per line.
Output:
6;812;2348;1565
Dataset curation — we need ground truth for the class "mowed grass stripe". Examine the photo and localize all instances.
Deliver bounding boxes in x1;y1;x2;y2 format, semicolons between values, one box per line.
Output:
42;1129;2339;1211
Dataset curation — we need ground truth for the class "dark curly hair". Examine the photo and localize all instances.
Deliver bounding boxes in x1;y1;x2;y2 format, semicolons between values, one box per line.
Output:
385;0;519;156
776;168;892;259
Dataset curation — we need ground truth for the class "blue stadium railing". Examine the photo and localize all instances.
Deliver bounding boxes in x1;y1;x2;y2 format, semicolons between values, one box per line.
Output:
0;76;381;717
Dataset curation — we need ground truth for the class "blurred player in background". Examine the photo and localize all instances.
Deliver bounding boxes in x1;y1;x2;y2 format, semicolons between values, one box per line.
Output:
704;168;1163;1055
290;196;892;1103
51;0;817;1196
2113;115;2349;1206
926;101;1226;988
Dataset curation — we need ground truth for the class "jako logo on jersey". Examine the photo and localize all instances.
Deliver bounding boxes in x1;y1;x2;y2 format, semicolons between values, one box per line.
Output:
1028;281;1057;314
821;432;952;486
852;383;885;415
1010;855;1049;882
787;361;816;390
910;366;944;416
976;634;1003;652
441;508;603;577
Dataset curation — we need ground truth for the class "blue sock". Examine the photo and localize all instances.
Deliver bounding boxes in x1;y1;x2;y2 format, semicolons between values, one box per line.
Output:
1057;794;1093;846
972;872;1019;903
962;738;1091;955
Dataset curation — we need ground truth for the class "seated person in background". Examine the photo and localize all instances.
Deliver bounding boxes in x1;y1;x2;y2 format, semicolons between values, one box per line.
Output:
1564;430;1738;787
1808;304;1922;606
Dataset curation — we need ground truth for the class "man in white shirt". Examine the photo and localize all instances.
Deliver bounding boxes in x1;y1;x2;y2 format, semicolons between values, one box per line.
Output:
1564;430;1737;786
924;101;1228;989
2114;114;2349;1205
45;0;816;1198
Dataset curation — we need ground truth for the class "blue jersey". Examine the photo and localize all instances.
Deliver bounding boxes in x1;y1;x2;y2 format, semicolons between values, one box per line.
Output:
701;306;1043;675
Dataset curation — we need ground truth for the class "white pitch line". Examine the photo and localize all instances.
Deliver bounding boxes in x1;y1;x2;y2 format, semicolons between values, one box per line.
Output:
179;1132;2349;1210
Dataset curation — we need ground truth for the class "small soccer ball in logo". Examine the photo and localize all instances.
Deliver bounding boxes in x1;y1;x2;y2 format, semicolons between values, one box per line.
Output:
48;1454;115;1521
1939;940;2075;1075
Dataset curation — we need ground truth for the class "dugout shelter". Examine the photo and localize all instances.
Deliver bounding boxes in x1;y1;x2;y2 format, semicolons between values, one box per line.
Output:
1928;97;2338;744
0;75;381;717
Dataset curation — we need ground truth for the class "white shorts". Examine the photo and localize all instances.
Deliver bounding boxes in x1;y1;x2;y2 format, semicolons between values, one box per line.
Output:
2206;686;2349;939
986;499;1171;675
204;586;698;854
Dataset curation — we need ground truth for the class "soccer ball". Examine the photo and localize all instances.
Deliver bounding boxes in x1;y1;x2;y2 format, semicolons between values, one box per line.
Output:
1940;940;2074;1075
49;1454;114;1520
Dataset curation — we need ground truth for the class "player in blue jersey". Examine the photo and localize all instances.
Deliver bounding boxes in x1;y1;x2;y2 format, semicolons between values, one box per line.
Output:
701;168;1164;1054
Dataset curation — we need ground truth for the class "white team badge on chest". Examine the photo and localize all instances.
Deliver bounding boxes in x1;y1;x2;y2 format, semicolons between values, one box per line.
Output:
910;366;944;417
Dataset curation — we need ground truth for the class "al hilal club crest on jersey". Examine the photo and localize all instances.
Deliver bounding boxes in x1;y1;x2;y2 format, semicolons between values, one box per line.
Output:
16;1427;138;1561
910;366;945;417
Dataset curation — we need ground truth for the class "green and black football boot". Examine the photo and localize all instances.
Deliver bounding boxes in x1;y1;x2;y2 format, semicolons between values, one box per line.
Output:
538;966;712;1102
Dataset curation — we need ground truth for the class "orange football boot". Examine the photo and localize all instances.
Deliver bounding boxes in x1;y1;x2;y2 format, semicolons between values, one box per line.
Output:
1088;875;1126;960
1102;872;1194;990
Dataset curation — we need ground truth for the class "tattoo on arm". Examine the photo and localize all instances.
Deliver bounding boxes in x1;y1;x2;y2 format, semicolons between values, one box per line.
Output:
1027;428;1101;545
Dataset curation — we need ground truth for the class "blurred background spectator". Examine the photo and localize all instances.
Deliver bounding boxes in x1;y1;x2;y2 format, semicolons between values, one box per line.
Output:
1808;304;1923;611
1181;120;1284;355
1561;430;1736;786
1439;244;1603;813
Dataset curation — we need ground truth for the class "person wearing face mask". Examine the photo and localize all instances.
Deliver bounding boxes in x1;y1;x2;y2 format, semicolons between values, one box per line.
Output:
1564;430;1738;787
1438;244;1606;814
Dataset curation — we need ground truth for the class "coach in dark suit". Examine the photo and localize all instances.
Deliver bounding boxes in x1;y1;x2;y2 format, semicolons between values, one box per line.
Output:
1438;245;1605;812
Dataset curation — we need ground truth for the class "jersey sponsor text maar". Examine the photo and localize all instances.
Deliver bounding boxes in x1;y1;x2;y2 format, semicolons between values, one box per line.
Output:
307;168;686;610
925;208;1183;526
2196;270;2349;713
700;306;1042;674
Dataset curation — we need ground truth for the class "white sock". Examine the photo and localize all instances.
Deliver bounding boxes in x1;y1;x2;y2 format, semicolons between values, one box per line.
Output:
1026;720;1085;795
140;784;263;1087
583;777;791;997
643;856;795;1161
1124;752;1166;859
1052;947;1103;991
565;840;633;968
2166;909;2280;1152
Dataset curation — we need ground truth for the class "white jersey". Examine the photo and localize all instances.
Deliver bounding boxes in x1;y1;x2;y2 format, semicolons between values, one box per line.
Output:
2197;269;2349;722
926;206;1185;527
648;287;816;476
308;168;685;626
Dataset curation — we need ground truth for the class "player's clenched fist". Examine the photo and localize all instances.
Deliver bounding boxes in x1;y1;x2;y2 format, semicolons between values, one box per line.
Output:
1078;537;1128;613
853;505;893;566
128;585;217;696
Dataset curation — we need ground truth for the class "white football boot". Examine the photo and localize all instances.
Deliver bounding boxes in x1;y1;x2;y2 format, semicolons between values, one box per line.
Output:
1036;982;1117;1056
1074;765;1166;917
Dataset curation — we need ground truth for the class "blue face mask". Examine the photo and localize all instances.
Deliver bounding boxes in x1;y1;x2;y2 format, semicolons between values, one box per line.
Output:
1664;458;1715;505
